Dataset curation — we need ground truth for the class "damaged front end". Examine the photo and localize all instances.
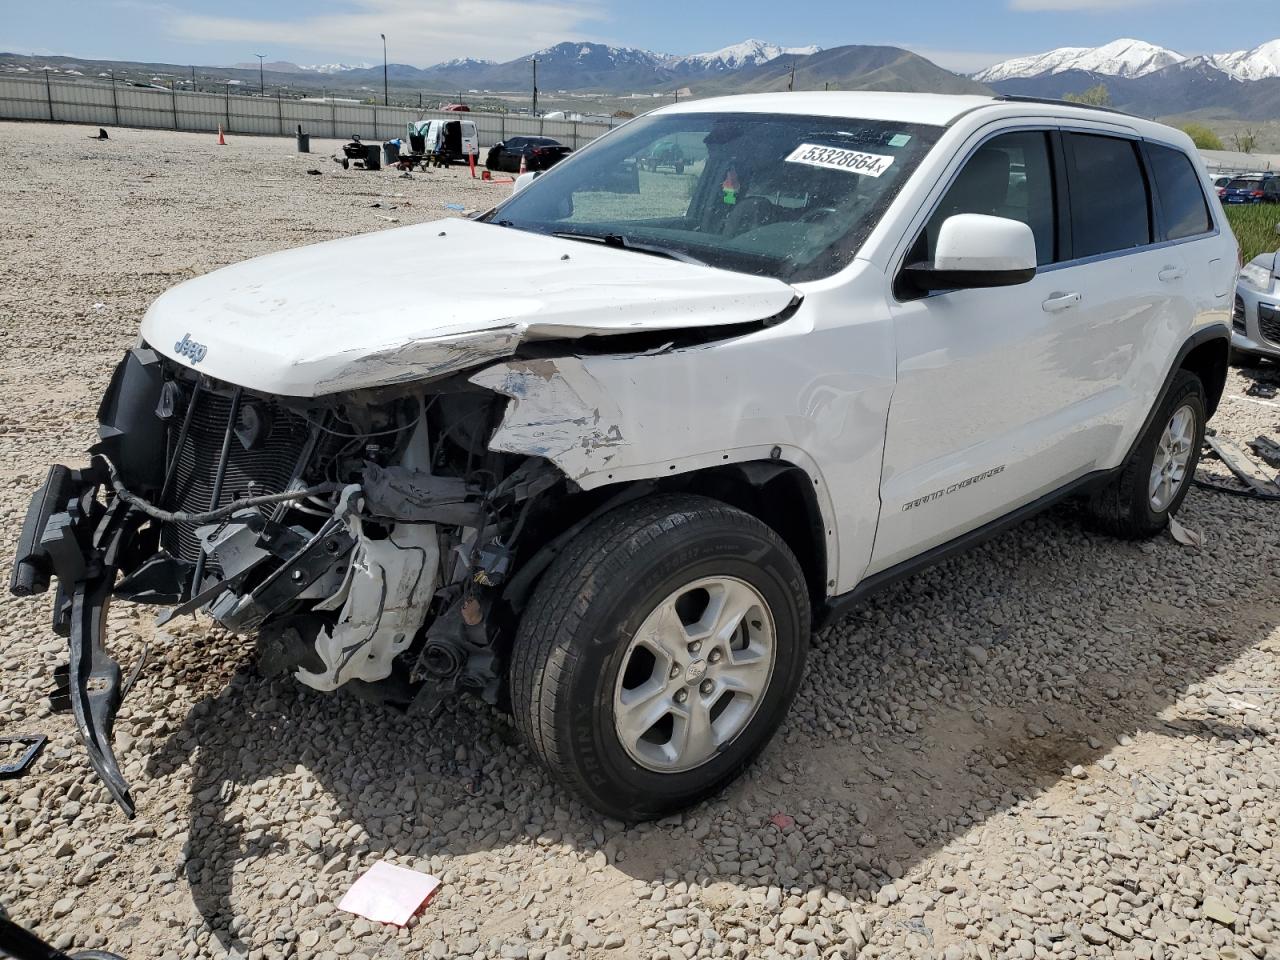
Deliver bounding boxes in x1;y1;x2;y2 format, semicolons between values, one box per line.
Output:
9;346;562;816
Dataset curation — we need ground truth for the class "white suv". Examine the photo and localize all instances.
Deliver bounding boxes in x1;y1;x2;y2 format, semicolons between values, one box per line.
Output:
11;93;1235;821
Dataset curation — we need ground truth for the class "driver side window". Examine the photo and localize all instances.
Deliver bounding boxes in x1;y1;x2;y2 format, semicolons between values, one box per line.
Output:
910;130;1059;268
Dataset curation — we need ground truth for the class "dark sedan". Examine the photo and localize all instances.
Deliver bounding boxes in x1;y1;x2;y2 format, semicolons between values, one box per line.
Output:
1221;175;1279;204
485;136;573;173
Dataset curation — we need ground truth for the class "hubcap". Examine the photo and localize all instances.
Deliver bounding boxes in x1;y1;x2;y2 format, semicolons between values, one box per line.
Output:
1149;403;1196;512
612;576;776;773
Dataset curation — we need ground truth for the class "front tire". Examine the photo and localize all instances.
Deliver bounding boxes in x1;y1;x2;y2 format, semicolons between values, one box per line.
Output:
1086;369;1206;538
509;494;810;821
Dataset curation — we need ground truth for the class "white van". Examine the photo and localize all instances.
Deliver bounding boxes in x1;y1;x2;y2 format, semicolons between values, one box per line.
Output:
408;118;478;162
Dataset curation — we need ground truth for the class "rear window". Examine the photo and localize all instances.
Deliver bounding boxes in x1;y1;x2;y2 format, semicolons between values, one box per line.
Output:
1063;133;1152;258
1227;178;1260;189
1146;143;1213;241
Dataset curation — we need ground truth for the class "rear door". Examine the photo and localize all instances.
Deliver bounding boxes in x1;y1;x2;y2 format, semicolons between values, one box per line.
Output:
1054;132;1204;469
461;121;478;158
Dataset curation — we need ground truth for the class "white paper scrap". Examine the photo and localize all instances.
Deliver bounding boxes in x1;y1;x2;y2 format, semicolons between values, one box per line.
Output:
338;861;441;926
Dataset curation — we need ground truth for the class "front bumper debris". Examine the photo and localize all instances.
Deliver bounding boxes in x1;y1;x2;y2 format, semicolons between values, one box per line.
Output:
10;462;141;815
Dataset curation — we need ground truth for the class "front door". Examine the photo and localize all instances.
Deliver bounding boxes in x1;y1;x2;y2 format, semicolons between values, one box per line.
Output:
871;129;1101;573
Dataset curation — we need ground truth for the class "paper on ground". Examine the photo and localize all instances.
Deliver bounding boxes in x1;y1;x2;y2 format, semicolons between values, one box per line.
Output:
338;861;441;925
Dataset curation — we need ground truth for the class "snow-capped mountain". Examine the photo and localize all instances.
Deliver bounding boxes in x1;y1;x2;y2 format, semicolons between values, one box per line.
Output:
670;39;822;72
974;39;1185;82
297;62;372;74
1212;40;1280;81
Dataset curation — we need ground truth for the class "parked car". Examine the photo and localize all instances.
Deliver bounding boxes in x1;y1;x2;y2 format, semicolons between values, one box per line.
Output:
1212;175;1232;197
643;138;686;173
1220;173;1279;204
1232;250;1280;363
11;93;1235;822
485;136;572;173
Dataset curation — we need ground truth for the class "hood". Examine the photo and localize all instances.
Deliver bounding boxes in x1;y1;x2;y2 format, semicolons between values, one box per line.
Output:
141;218;797;397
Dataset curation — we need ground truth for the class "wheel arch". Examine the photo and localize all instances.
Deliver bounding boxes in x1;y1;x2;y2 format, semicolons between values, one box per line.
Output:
504;459;833;618
1178;330;1229;418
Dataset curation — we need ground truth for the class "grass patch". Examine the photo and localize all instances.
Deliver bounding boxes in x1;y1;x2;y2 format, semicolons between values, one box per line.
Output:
1223;204;1280;263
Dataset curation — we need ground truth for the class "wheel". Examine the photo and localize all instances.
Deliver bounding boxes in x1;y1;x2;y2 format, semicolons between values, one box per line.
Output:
342;157;349;169
675;161;685;174
1086;369;1206;538
509;494;810;821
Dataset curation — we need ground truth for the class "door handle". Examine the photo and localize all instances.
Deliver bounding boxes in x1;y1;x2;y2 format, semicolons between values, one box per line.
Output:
1042;292;1081;313
1159;266;1187;282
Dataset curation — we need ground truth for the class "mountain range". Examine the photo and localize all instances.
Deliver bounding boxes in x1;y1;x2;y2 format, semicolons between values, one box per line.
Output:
975;38;1280;121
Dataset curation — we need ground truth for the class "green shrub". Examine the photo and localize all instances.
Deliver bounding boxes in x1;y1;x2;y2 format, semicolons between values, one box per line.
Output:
1224;205;1280;263
1180;123;1223;150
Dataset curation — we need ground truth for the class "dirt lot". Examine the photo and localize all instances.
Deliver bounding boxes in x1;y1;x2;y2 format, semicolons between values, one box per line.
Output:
1;121;1279;960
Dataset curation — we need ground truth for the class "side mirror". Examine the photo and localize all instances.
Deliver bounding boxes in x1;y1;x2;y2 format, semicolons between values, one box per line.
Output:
903;214;1037;292
512;170;540;195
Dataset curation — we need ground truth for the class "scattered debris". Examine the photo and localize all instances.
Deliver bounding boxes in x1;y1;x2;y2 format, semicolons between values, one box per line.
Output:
443;202;466;211
1248;435;1280;468
1168;518;1203;548
1246;382;1278;399
375;214;399;223
1196;433;1280;500
338;861;441;926
1225;393;1280;410
0;734;47;778
90;128;109;140
306;169;322;176
770;812;795;830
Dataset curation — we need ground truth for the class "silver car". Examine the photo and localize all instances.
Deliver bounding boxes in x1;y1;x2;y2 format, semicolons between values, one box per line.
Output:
1233;251;1280;363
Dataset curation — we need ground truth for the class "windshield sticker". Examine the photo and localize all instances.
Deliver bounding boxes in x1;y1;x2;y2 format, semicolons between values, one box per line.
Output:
785;143;896;177
888;133;912;147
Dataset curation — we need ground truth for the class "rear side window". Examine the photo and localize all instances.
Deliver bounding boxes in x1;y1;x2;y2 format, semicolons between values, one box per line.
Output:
1063;133;1152;258
1146;143;1214;240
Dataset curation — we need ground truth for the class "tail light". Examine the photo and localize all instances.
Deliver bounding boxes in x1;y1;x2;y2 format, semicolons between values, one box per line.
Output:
1252;191;1265;198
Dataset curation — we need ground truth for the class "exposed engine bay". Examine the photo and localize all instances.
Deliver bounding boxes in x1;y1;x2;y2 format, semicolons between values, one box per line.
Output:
9;345;595;816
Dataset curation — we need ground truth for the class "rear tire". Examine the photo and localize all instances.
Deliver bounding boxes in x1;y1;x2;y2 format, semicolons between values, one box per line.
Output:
509;494;810;821
1086;369;1206;538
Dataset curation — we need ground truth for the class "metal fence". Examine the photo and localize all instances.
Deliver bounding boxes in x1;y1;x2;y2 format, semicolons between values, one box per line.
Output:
0;74;616;149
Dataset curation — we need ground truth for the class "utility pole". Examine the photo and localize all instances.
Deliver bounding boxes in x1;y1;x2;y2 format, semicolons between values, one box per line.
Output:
381;33;388;105
191;65;196;91
530;57;538;116
673;88;679;104
255;53;265;95
788;62;796;92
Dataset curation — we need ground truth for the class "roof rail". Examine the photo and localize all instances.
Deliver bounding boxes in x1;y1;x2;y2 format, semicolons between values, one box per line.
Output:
991;94;1134;118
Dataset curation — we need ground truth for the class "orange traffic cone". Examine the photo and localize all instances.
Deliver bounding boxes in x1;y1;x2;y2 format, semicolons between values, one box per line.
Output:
468;151;477;178
518;153;527;175
217;126;226;145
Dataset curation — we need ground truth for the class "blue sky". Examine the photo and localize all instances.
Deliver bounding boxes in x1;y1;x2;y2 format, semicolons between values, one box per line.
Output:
0;0;1260;73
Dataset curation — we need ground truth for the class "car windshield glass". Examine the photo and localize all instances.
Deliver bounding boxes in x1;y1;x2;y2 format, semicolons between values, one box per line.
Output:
482;111;943;283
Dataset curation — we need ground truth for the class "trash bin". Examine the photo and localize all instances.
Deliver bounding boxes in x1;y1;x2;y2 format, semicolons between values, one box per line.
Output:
383;140;400;164
364;143;381;171
296;131;310;153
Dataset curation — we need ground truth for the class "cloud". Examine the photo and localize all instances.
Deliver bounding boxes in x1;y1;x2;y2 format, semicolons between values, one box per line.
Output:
166;0;606;66
1009;0;1160;8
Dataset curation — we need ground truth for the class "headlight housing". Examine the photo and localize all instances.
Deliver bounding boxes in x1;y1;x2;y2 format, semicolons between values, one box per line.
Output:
1239;261;1274;293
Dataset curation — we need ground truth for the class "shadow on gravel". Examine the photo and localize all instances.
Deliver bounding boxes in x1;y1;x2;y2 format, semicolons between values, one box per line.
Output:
145;499;1280;956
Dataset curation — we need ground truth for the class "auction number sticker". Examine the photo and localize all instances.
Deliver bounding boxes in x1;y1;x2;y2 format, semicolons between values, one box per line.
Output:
785;143;896;177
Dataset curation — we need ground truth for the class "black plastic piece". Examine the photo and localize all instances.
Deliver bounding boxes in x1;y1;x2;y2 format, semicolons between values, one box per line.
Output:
0;735;47;778
9;465;76;597
91;347;166;497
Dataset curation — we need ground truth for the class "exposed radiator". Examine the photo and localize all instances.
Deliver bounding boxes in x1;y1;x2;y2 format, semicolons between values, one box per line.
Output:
160;387;313;575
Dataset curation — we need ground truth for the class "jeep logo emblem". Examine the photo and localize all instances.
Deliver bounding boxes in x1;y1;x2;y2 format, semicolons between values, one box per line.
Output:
174;333;207;364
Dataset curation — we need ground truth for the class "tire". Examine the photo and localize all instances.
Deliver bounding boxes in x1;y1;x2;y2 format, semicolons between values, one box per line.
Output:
675;161;685;174
509;494;810;821
1086;369;1206;538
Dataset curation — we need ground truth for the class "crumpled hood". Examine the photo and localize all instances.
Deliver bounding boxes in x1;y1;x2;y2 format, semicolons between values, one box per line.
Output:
141;218;797;397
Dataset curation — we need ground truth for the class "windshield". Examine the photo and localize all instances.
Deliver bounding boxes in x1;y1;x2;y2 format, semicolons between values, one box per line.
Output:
483;111;943;283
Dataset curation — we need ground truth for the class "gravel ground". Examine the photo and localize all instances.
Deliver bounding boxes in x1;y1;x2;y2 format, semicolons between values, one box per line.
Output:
2;121;1280;960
